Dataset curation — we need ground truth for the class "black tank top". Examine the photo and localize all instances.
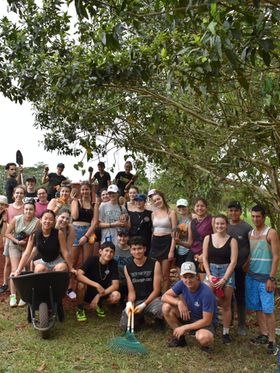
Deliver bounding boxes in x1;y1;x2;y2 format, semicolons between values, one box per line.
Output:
36;228;61;262
73;201;94;223
126;257;156;301
207;235;232;264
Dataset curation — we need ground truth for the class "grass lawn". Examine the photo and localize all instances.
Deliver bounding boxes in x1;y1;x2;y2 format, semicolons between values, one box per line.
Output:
0;298;279;373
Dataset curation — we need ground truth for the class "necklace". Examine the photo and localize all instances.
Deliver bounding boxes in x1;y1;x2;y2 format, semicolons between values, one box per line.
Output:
98;261;110;281
253;226;267;240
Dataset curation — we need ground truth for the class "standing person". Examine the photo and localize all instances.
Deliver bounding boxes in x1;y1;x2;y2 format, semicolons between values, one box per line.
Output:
125;186;139;212
35;187;49;218
114;161;137;197
75;241;120;321
71;181;99;266
203;214;238;344
5;199;40;307
246;205;279;355
0;186;25;294
150;191;177;293
187;198;214;275
89;162;111;202
99;185;130;247
128;194;152;254
146;189;156;212
47;181;71;214
42;163;67;201
120;236;163;330
25;176;37;198
162;261;218;351
174;198;193;273
5;163;22;203
0;196;8;251
13;209;74;276
227;201;252;336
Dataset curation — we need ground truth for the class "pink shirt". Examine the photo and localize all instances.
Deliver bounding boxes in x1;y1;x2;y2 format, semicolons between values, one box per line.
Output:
35;201;48;218
7;204;24;223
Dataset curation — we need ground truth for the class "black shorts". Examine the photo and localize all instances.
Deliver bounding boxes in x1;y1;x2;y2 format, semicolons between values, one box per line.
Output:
150;235;172;261
84;287;109;304
175;250;194;268
180;318;216;335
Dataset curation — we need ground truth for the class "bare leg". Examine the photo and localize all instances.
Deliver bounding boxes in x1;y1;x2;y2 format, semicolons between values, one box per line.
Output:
9;256;20;295
265;313;275;342
161;259;171;293
221;286;234;328
256;311;268;335
162;303;181;329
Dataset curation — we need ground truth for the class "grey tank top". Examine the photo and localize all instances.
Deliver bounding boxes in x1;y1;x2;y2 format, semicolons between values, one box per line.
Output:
153;214;172;234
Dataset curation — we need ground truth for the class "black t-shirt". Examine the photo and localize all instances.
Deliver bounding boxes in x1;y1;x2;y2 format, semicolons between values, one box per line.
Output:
46;173;66;199
26;191;37;199
128;209;152;249
115;171;134;196
126;257;156;301
5;177;18;203
80;256;119;288
35;228;61;262
93;171;111;192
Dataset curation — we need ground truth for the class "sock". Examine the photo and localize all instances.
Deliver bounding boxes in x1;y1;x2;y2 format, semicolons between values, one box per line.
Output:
223;327;229;335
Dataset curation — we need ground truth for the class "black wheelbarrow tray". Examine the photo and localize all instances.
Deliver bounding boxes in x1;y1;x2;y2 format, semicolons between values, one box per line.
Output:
12;271;70;339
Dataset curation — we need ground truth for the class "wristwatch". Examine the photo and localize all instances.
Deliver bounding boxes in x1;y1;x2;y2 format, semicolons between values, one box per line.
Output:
268;276;276;282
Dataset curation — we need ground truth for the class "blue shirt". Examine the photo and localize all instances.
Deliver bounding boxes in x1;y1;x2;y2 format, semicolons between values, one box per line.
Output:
172;280;218;325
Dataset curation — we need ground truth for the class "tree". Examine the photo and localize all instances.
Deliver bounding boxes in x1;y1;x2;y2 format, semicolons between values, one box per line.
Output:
1;1;280;225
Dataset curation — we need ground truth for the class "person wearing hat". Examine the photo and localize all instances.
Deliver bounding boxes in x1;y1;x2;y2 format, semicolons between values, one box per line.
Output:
174;198;193;273
25;176;37;199
128;194;152;254
145;189;157;211
162;261;218;350
42;163;67;201
99;184;130;246
227;201;252;336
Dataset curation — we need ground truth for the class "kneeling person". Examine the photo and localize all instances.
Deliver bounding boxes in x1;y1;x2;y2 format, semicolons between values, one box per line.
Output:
76;241;120;321
162;261;217;351
120;236;163;330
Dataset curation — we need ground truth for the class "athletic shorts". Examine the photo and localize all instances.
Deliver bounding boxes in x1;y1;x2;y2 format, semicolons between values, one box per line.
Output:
209;263;235;288
73;224;90;247
150;235;172;261
245;275;274;314
175;250;194;268
181;318;216;335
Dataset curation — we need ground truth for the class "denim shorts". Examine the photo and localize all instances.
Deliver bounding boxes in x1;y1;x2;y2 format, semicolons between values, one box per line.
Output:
208;263;235;288
73;224;90;247
245;275;274;314
35;256;66;271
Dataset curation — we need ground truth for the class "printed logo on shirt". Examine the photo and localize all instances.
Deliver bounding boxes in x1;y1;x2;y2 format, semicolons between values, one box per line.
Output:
194;301;200;307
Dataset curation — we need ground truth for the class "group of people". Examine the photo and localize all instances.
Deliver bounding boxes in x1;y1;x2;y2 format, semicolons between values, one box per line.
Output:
0;160;279;355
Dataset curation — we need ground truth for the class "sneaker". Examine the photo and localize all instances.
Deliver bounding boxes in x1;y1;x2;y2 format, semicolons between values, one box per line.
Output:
66;288;76;300
9;294;17;308
267;342;279;355
96;304;106;318
76;308;87;322
167;336;187;348
237;326;247;336
0;284;8;294
222;333;232;344
18;299;26;307
250;334;269;345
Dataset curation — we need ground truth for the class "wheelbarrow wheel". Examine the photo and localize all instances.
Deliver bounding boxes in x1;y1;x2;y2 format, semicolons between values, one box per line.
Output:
39;302;50;339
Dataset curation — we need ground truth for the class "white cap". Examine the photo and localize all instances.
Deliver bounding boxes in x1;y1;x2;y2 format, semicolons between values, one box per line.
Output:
107;184;119;193
176;198;189;207
148;189;157;197
0;195;8;205
180;261;197;276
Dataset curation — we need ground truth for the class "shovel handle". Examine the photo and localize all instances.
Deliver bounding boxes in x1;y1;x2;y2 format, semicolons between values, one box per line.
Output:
127;309;131;332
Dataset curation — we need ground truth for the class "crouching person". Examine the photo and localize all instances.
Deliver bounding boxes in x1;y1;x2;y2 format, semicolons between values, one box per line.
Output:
120;236;164;330
76;241;120;322
162;261;218;352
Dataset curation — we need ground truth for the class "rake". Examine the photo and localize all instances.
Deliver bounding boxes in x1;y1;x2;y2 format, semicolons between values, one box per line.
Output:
108;310;148;355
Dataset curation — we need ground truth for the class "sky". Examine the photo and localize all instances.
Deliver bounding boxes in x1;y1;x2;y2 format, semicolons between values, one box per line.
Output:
1;94;127;182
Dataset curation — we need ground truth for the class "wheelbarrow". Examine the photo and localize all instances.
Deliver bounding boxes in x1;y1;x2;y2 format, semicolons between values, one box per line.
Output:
12;271;70;339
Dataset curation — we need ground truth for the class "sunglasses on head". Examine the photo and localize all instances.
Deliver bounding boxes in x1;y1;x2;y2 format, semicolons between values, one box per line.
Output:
24;197;36;205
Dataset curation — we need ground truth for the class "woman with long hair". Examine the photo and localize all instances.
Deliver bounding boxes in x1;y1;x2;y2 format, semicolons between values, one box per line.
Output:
150;190;177;292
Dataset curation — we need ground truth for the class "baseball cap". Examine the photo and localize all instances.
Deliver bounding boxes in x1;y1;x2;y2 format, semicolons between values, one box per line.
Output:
148;189;157;197
0;195;8;206
117;228;129;236
57;163;65;169
227;201;242;210
134;194;146;202
180;261;197;276
107;184;119;193
176;198;189;207
26;176;36;183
